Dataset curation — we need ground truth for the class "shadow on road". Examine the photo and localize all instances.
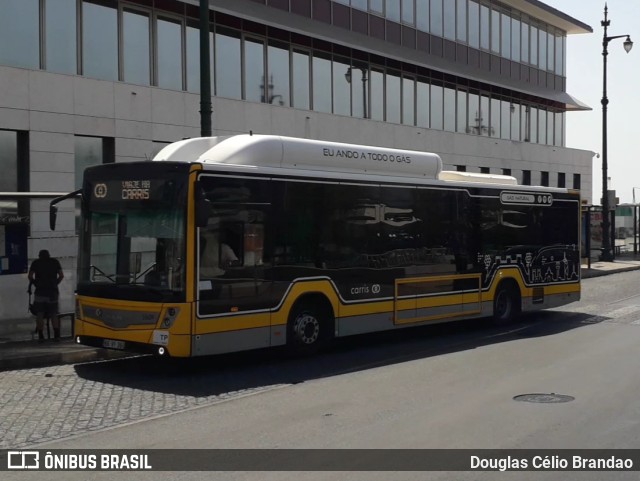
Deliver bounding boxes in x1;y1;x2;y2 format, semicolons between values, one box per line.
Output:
74;309;603;397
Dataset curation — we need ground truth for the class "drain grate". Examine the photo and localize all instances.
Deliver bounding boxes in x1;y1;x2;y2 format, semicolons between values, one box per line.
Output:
513;393;575;403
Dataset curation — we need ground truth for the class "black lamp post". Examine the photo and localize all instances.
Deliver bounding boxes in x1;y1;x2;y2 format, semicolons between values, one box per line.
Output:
345;67;368;118
600;4;632;261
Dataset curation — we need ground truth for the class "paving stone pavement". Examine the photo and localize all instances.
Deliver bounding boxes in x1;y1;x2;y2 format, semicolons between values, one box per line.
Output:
0;357;290;449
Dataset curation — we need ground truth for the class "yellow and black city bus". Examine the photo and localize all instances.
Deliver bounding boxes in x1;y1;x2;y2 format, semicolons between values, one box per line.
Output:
52;135;581;358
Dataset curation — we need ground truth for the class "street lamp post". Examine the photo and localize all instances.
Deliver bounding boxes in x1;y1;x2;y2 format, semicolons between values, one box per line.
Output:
345;67;368;119
600;4;633;261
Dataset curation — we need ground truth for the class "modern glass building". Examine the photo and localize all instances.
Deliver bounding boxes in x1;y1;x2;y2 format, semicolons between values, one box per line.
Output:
0;0;592;319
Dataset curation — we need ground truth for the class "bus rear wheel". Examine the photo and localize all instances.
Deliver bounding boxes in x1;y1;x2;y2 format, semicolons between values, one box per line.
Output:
287;302;331;355
493;283;520;324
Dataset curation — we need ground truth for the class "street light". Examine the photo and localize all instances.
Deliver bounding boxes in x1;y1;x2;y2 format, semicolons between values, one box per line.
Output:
345;67;368;119
600;4;633;261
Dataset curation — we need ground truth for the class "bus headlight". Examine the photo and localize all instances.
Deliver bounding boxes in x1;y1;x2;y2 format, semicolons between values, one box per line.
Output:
158;347;166;356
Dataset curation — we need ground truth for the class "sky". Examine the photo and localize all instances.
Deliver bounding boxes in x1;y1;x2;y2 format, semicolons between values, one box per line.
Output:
544;0;640;204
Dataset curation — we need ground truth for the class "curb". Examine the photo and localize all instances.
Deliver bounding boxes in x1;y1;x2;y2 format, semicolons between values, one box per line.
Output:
581;265;640;279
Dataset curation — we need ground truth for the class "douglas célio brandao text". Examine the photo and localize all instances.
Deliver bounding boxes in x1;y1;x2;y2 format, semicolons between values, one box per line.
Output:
470;455;634;471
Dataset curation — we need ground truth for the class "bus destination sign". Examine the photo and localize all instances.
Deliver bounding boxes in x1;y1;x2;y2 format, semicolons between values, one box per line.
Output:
500;191;553;206
91;179;167;202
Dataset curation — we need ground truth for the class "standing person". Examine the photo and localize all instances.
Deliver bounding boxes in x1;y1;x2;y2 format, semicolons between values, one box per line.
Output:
28;250;64;342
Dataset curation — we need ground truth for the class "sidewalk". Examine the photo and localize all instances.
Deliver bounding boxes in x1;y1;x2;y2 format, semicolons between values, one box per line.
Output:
2;256;640;371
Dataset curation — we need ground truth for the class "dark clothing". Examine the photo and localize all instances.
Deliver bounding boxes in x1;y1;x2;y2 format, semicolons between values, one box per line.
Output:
29;257;63;296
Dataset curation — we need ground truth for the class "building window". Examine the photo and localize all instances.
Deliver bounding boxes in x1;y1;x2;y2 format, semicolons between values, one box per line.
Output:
541;171;549;187
0;0;39;69
157;17;184;90
417;79;430;128
215;28;241;99
456;165;466;172
244;37;265;103
75;136;114;230
480;167;490;174
312;51;332;113
522;170;531;185
386;70;401;124
292;50;310;110
45;0;77;74
267;41;291;107
502;168;511;176
82;0;118;81
573;173;581;190
0;130;29;219
558;172;566;188
123;9;151;86
333;56;351;116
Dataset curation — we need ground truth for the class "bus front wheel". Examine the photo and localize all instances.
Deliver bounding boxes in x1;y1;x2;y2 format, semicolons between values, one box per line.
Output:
493;282;520;324
287;302;332;355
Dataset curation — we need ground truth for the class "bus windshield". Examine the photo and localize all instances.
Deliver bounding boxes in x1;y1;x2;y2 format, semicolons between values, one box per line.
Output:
77;166;188;302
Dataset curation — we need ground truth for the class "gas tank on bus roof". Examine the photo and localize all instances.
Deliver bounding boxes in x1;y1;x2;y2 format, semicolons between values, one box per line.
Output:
152;134;443;180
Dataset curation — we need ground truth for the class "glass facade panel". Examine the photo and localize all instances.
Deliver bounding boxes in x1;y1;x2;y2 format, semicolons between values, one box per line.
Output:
268;43;290;107
370;68;384;121
511;19;520;62
521;105;528;141
82;1;118;80
490;97;500;138
386;71;401;124
547;110;554;145
444;86;455;131
333;57;351;116
456;90;467;133
215;29;241;99
0;131;17;194
123;10;151;86
387;0;400;22
500;100;510;139
530;26;537;67
244;38;264;102
538;108;546;144
538;29;547;70
556;33;564;75
186;26;198;93
530;107;538;143
547;30;555;72
491;10;500;54
521;21;529;63
555;112;564;147
292;50;310;110
417;80;429;128
0;0;39;69
501;14;511;59
401;0;414;25
444;0;455;40
456;0;467;42
45;0;77;74
430;0;443;37
480;5;490;50
468;92;478;134
352;0;367;9
431;85;443;130
511;103;520;141
416;0;429;32
351;65;367;118
479;95;489;136
157;17;183;90
370;0;384;14
312;52;332;113
402;77;415;126
468;1;479;48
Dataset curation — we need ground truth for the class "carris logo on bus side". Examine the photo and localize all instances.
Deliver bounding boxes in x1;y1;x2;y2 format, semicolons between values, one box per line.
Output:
94;184;108;198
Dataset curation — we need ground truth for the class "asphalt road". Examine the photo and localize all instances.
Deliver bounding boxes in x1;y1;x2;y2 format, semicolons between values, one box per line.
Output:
3;271;640;480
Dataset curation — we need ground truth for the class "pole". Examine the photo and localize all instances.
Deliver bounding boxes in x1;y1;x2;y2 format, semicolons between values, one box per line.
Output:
361;69;367;119
200;0;212;137
600;4;612;261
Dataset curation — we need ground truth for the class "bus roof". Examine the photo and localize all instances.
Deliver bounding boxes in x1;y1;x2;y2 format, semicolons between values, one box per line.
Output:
152;134;518;186
153;135;443;179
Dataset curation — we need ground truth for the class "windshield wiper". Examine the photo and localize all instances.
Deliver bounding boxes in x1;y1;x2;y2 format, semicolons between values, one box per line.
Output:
90;265;116;283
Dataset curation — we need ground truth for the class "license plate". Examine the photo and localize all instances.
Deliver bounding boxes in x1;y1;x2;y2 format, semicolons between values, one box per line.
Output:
103;339;125;350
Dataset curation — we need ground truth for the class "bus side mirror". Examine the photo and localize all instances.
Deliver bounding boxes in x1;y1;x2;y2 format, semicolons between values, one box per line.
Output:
195;182;211;228
49;205;58;231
